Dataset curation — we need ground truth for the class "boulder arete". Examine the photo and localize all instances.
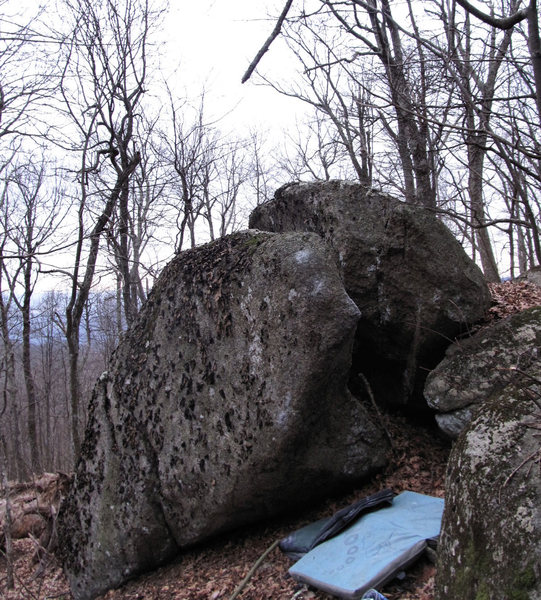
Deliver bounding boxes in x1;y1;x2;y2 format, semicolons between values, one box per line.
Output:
57;230;389;600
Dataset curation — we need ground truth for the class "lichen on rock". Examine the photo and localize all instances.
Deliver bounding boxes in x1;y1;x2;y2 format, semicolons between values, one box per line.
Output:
435;384;541;600
57;229;389;600
425;306;541;437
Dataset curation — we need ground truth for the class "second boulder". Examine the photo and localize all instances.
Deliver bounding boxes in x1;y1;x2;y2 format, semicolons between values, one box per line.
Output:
250;181;491;407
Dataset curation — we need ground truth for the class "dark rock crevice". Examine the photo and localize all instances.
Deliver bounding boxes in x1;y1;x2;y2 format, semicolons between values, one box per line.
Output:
250;180;490;410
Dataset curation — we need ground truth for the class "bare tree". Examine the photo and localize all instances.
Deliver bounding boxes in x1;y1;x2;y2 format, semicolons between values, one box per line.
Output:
322;0;443;206
57;0;159;456
253;1;449;205
246;0;540;277
206;139;251;239
250;1;445;204
245;130;279;206
0;439;14;589
0;160;63;473
262;25;377;184
278;114;348;180
0;4;59;476
454;0;541;124
0;1;55;144
158;93;220;251
0;179;26;481
106;114;169;315
427;2;519;280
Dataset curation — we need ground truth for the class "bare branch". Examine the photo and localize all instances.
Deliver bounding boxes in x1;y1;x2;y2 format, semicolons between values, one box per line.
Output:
454;0;527;30
241;0;294;83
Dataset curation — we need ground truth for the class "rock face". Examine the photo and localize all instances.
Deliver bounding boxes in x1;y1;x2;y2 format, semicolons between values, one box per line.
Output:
436;386;541;599
57;230;389;600
425;306;541;437
249;181;490;407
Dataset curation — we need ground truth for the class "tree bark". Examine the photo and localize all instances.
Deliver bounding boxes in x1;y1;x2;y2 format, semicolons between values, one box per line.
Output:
21;278;41;473
0;294;26;480
467;143;501;281
1;441;14;589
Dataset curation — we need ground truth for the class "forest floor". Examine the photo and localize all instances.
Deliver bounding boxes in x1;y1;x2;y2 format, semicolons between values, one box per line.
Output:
2;279;540;600
0;414;451;600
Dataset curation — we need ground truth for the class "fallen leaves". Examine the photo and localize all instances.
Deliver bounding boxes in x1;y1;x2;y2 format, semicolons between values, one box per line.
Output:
1;418;447;600
487;280;541;321
1;412;450;600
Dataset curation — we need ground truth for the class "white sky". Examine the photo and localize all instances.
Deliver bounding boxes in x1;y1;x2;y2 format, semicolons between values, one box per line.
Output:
163;1;303;135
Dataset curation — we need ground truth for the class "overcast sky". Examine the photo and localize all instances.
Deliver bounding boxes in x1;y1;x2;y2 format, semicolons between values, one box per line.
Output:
164;1;302;135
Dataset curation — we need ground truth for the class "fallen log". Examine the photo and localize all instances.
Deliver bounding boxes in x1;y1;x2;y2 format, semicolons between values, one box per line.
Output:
1;471;72;560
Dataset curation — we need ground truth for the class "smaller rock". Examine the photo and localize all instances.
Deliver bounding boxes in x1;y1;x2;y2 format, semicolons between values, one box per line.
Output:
424;306;541;437
518;266;541;287
435;384;541;600
434;406;474;439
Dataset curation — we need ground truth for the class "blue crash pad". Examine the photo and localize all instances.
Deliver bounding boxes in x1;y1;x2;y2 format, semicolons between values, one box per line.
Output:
289;491;444;599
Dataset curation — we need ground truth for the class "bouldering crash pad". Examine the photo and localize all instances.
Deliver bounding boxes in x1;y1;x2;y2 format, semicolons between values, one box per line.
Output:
288;491;444;599
279;489;394;560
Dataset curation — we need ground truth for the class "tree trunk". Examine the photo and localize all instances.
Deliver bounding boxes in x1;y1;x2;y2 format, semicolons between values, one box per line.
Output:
21;265;41;473
66;330;81;460
118;180;138;327
527;0;541;125
373;0;436;207
0;299;27;480
517;215;529;274
394;119;417;204
468;143;500;281
1;441;14;589
520;194;541;264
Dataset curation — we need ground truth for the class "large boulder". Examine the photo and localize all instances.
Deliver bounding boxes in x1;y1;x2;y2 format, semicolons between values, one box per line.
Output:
435;384;541;599
425;306;541;437
249;181;490;407
57;230;389;600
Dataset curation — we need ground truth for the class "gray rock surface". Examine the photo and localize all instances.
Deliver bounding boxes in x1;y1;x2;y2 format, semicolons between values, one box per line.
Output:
519;266;541;287
249;181;490;407
425;306;541;437
57;229;389;600
436;385;541;599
